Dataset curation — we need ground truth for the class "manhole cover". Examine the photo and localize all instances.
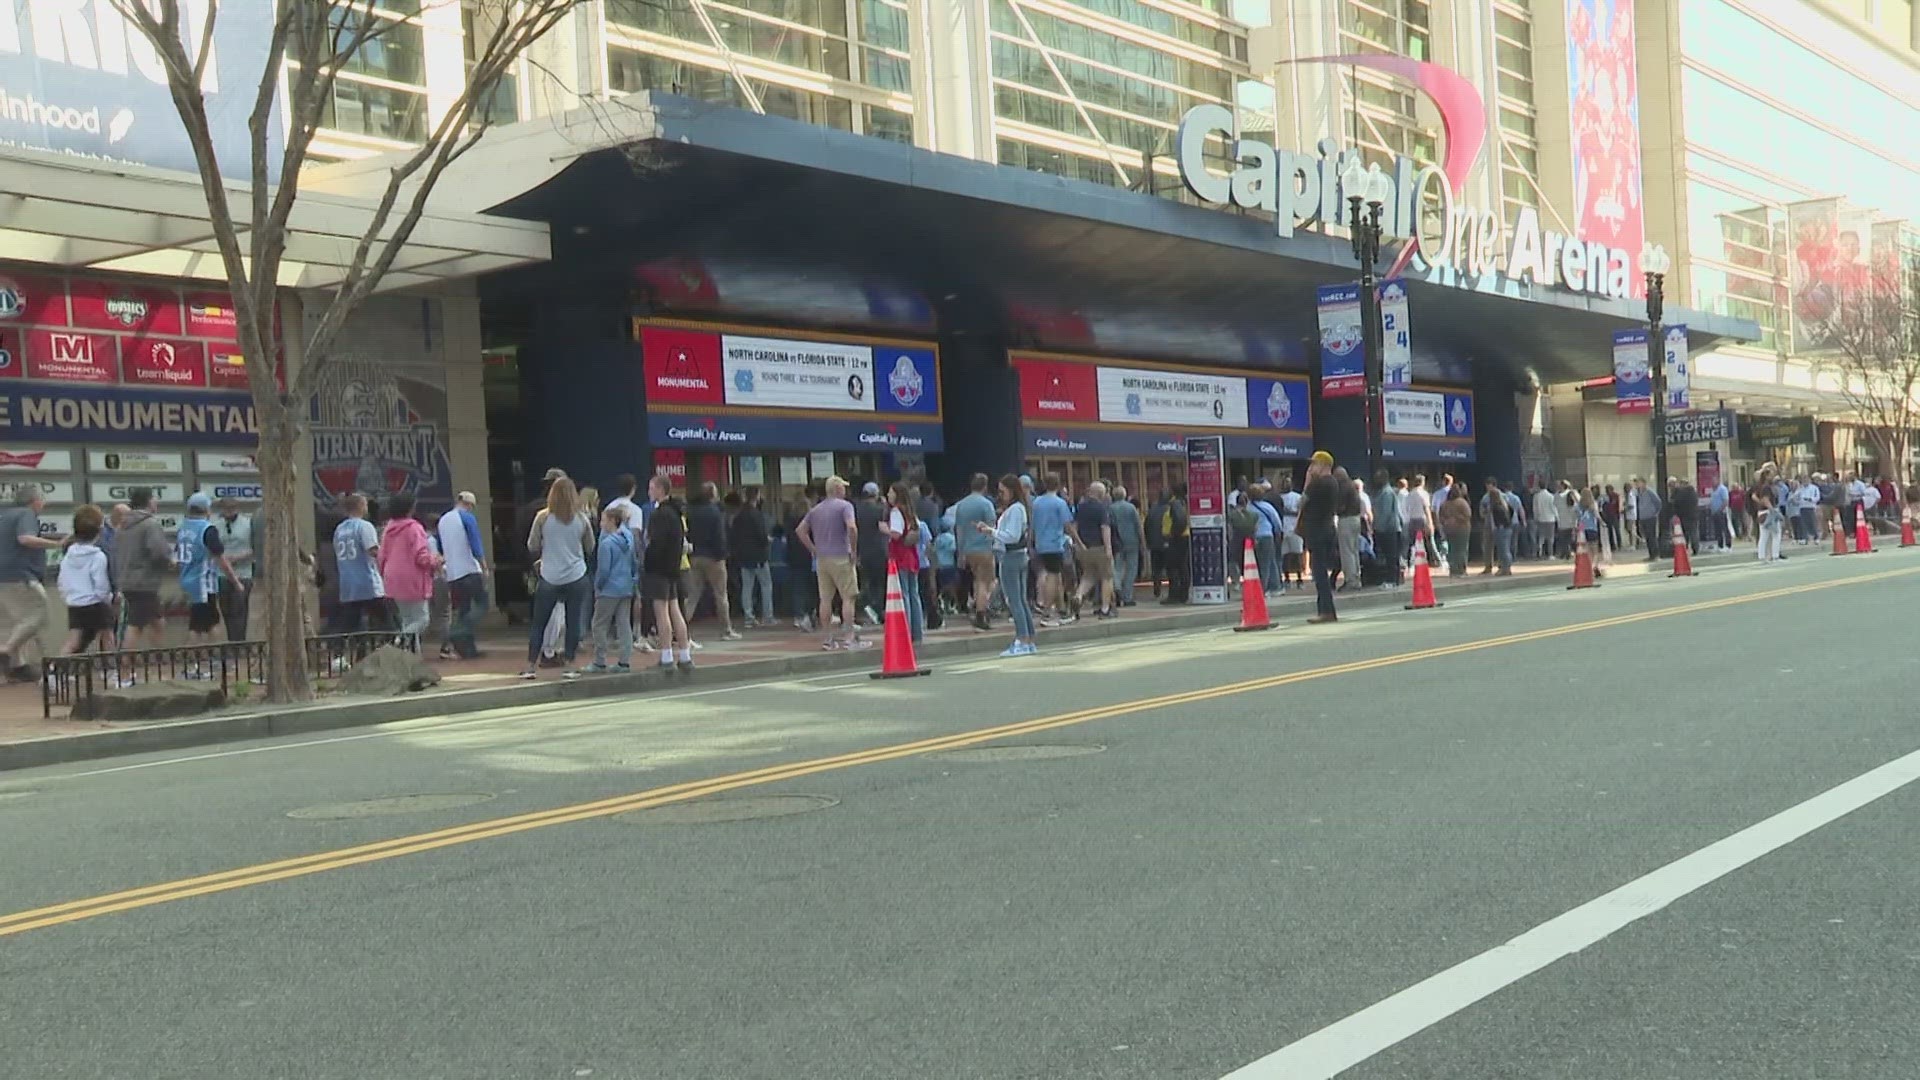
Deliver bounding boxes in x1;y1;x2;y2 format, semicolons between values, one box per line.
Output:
930;743;1106;762
617;794;837;825
286;792;498;820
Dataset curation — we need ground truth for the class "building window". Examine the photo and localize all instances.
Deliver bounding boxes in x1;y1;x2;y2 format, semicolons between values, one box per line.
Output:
864;104;914;143
320;79;429;141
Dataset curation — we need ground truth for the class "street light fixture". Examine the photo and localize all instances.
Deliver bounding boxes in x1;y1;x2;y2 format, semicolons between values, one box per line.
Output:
1342;158;1392;480
1642;242;1673;496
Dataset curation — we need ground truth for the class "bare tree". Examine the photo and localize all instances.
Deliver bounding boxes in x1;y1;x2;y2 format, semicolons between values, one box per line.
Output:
1820;263;1920;485
108;0;588;701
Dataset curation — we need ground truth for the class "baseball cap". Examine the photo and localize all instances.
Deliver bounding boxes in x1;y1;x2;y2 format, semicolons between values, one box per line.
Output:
542;467;567;482
863;482;880;496
187;492;212;511
456;490;476;505
1310;451;1334;465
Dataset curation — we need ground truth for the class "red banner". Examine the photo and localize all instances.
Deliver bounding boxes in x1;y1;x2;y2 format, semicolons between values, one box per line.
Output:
25;329;117;383
0;327;20;378
122;337;208;387
208;346;283;390
1013;357;1100;422
184;293;240;339
653;449;687;484
0;271;67;325
641;326;725;405
69;279;183;336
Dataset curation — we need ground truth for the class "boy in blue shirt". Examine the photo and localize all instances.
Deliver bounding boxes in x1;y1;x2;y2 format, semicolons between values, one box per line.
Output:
588;505;637;672
176;492;241;675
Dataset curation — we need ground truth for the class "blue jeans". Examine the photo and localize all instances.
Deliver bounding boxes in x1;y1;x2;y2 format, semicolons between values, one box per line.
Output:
446;573;487;657
1492;526;1514;572
1253;535;1279;592
739;563;773;623
999;549;1034;642
897;568;924;644
1114;547;1140;603
526;575;591;664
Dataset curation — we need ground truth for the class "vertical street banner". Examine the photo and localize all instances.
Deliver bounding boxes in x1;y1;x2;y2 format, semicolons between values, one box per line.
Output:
1613;328;1650;413
1379;279;1412;389
1786;197;1849;352
1565;0;1645;290
1317;284;1365;398
1663;324;1690;411
1186;435;1228;605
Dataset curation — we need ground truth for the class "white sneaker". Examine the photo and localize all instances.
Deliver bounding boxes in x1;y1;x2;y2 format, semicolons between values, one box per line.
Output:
689;639;704;651
721;630;743;641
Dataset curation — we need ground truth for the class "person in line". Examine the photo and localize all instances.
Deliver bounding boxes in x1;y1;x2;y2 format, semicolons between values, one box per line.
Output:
1161;482;1192;604
641;478;693;673
1398;475;1434;568
521;477;595;680
0;487;62;682
976;474;1034;657
1601;484;1623;552
854;482;889;625
1249;482;1283;596
1531;481;1558;561
1333;468;1365;592
437;490;489;659
378;492;442;639
1370;471;1402;590
731;487;772;630
1144;487;1170;600
1727;481;1747;543
1752;470;1785;563
1030;474;1073;624
1670;476;1702;556
1550;480;1577;559
587;503;637;673
1483;478;1515;575
1110;483;1146;608
879;482;925;644
329;493;390;634
679;482;738;641
1576;491;1605;578
953;473;999;630
1299;453;1340;623
1438;486;1473;577
1708;476;1732;551
1633;477;1664;561
176;493;242;676
1226;491;1256;597
797;476;866;652
211;497;254;641
784;492;818;630
109;486;172;654
58;505;117;667
1623;480;1640;549
1070;480;1116;620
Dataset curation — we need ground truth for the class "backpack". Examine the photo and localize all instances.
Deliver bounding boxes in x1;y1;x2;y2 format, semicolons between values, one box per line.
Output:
1228;504;1257;540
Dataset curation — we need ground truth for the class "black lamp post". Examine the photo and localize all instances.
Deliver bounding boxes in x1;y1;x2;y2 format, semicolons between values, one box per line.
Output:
1345;162;1388;481
1643;242;1673;495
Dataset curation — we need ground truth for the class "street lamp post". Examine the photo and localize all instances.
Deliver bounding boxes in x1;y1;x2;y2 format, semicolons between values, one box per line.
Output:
1643;242;1673;495
1344;160;1390;481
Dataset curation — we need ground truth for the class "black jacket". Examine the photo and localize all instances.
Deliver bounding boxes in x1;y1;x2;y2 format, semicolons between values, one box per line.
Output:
855;497;887;561
1298;474;1340;535
642;498;686;574
684;499;727;560
730;506;770;567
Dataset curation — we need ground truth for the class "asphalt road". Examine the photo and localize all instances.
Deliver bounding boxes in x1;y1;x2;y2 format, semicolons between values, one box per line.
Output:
3;549;1918;1079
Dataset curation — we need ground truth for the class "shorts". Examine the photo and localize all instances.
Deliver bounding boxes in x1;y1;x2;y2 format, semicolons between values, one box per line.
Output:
187;600;220;633
123;589;163;628
815;557;858;606
963;551;997;588
67;602;114;634
1038;552;1065;574
1075;547;1113;581
640;571;682;604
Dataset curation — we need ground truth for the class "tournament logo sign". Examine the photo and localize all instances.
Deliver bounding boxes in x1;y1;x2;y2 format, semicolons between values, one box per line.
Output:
1125;392;1143;417
1266;382;1292;427
308;358;448;509
734;367;755;395
0;279;23;320
1451;398;1469;434
887;354;924;407
1321;319;1362;357
104;294;152;328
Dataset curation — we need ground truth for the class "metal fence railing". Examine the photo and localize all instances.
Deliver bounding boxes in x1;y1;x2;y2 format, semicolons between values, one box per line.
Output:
42;632;419;719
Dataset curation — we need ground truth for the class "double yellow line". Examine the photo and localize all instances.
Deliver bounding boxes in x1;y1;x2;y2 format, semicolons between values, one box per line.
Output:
2;566;1908;940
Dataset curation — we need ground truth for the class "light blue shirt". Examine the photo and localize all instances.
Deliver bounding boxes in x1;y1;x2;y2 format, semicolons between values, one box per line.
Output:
1031;493;1071;555
333;517;384;602
952;492;997;555
1709;484;1729;513
1251;498;1280;539
174;518;218;604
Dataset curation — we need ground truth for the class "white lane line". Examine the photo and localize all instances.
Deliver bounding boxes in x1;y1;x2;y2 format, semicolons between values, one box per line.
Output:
1219;742;1920;1079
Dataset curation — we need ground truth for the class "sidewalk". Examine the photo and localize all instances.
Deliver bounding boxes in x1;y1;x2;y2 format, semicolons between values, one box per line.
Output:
0;545;1758;769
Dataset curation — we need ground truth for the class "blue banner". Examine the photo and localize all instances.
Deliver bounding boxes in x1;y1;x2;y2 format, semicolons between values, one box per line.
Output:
0;383;257;446
1316;284;1365;397
1379;279;1412;389
1663;325;1690;411
871;346;940;415
647;411;944;453
1613;329;1651;413
0;5;281;179
1245;376;1312;435
1381;388;1475;462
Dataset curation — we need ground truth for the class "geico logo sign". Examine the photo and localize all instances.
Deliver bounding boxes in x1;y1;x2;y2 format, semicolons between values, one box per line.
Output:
211;484;262;501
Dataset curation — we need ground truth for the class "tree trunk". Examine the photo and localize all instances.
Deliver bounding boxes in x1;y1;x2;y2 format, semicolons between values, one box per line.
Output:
256;414;313;703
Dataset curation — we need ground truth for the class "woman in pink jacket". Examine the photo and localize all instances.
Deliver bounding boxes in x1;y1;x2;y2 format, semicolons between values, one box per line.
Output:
378;492;443;638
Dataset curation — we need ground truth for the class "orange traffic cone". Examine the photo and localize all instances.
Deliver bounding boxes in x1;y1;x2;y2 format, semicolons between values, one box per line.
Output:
870;560;930;679
1404;530;1442;610
1901;507;1916;548
1668;517;1698;577
1854;502;1874;554
1234;538;1273;632
1568;526;1599;590
1830;509;1851;556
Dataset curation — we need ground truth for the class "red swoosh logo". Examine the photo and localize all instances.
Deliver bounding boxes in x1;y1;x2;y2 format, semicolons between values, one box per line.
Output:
1290;55;1487;278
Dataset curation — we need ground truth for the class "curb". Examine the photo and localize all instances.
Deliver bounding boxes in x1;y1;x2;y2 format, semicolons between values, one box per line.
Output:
0;554;1743;772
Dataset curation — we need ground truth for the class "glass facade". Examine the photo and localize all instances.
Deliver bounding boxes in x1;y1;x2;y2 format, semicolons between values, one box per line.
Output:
1493;1;1540;233
307;3;432;145
1334;0;1435;172
1679;0;1920;354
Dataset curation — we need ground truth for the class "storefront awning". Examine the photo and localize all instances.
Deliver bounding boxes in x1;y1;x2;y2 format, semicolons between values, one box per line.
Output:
0;146;550;293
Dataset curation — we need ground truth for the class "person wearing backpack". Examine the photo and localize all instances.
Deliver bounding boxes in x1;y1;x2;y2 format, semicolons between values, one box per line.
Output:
1226;497;1257;597
1160;483;1191;604
1144;489;1170;599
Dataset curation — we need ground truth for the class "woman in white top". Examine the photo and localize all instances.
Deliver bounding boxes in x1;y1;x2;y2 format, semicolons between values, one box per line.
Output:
522;477;596;680
975;473;1035;658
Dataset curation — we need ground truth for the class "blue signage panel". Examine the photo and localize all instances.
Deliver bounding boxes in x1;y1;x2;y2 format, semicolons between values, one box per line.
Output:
1317;283;1366;397
872;346;939;416
1613;328;1651;413
647;410;944;453
0;383;257;446
1381;388;1476;462
1245;376;1312;436
0;5;281;178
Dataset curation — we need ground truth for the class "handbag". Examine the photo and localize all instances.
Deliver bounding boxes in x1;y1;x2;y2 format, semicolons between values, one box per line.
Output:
1358;533;1375;560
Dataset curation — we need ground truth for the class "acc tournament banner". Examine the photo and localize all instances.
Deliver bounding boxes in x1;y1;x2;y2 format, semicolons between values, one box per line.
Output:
1316;284;1365;398
1613;328;1651;414
1012;356;1312;457
1381;388;1476;462
1379;279;1412;389
1663;324;1690;411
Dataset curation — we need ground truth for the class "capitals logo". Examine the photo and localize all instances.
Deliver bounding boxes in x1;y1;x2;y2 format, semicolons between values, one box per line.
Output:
1266;383;1293;428
1322;318;1362;356
1450;399;1470;434
0;279;23;319
887;354;924;407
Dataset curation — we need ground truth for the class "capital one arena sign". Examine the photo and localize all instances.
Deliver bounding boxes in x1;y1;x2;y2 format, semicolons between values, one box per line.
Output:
1175;56;1633;300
